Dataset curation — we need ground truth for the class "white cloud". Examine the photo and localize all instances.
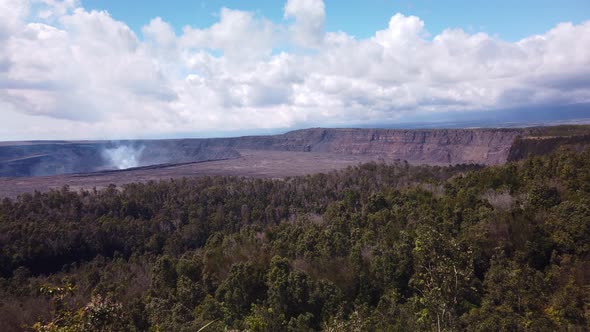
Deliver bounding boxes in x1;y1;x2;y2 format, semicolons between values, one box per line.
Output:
0;0;29;39
0;0;589;140
284;0;325;47
143;17;176;48
181;8;278;61
36;0;79;20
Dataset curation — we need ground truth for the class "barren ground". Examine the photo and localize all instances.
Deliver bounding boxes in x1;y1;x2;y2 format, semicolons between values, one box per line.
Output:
0;150;400;198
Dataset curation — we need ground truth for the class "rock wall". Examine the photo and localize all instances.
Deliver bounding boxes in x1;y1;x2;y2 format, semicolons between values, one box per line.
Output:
273;128;523;164
194;128;523;165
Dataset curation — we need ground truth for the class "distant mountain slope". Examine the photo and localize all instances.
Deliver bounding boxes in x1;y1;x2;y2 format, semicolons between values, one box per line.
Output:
1;125;590;178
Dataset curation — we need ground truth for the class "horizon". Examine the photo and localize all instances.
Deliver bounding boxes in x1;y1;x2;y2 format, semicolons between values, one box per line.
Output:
3;120;590;144
1;0;589;140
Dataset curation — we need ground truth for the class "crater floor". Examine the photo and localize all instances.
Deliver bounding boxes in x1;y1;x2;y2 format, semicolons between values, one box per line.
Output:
0;150;403;198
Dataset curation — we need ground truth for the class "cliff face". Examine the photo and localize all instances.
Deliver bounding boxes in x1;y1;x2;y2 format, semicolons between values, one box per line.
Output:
508;134;590;161
0;128;526;177
270;128;523;165
196;128;522;165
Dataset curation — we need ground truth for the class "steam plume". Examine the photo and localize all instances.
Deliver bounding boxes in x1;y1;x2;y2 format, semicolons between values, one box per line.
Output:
102;145;145;170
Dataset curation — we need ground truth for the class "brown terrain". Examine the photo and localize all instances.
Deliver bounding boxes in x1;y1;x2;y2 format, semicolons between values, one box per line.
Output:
1;126;589;198
0;150;398;198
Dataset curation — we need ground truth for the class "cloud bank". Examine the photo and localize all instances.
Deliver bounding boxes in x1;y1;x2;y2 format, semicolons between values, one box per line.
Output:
0;0;589;140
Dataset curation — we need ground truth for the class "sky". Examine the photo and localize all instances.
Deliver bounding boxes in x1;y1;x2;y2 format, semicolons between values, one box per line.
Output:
82;0;590;41
0;0;589;140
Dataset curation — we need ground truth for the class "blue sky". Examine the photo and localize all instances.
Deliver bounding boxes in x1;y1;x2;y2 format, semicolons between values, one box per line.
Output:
83;0;590;41
0;0;589;140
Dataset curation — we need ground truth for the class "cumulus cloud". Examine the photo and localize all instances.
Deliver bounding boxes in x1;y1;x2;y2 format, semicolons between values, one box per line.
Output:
181;8;278;61
0;0;589;140
284;0;325;47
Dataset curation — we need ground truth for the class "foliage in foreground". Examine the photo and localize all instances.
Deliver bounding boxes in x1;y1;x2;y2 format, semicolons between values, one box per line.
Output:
0;148;589;331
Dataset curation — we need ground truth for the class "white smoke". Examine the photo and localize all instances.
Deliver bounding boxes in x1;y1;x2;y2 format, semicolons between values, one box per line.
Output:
102;145;145;170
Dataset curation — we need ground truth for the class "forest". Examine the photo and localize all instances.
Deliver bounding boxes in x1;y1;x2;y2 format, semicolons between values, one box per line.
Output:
0;146;588;331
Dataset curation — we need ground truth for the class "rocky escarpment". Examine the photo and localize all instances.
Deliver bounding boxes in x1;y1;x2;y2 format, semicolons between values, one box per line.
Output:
0;127;559;178
266;128;523;165
188;128;523;165
507;134;590;161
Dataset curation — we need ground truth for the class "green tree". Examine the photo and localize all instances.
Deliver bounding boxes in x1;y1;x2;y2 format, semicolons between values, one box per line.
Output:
410;227;476;331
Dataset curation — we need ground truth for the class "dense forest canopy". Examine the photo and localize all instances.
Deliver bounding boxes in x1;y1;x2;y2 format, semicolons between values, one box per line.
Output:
0;147;589;331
